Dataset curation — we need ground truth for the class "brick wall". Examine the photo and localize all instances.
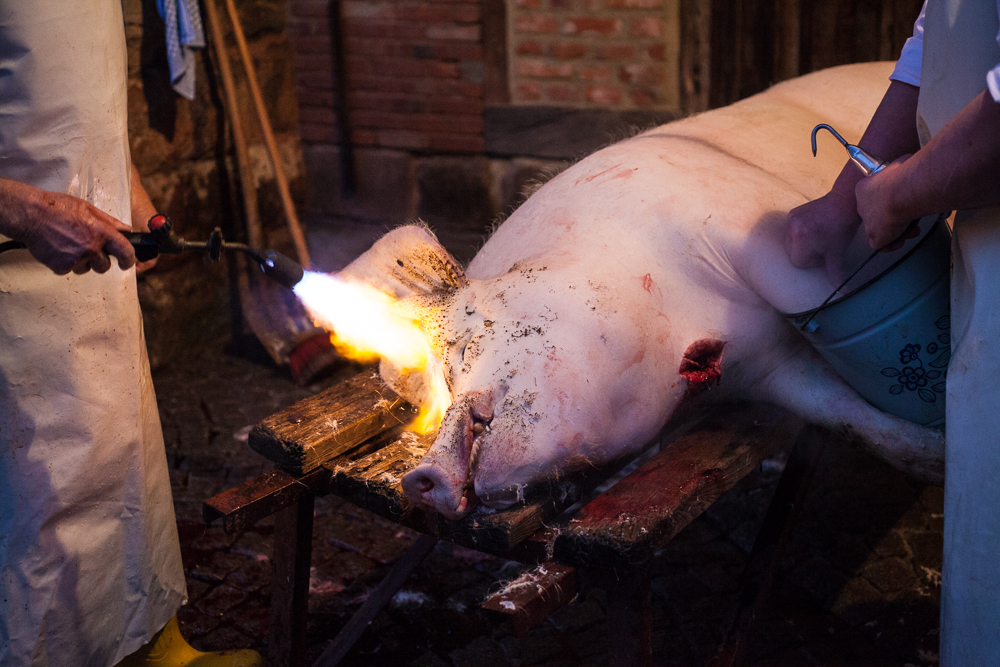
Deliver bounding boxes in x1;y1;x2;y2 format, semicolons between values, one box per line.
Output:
510;0;679;108
288;0;486;154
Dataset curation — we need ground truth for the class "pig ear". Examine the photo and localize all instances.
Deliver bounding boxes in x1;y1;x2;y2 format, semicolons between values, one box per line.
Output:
338;224;467;298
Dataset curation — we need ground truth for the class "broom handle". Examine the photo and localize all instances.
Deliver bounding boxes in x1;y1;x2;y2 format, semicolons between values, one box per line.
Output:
204;0;263;250
223;0;311;269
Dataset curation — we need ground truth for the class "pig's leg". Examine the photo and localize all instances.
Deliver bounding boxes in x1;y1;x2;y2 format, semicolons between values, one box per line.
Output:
757;338;944;484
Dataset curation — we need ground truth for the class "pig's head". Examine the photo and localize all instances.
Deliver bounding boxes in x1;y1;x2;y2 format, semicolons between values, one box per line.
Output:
340;225;664;519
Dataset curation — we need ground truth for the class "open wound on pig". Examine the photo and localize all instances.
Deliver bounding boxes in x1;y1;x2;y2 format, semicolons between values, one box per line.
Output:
679;339;727;397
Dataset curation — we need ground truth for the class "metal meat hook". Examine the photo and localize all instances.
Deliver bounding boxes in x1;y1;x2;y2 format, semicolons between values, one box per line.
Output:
811;123;886;177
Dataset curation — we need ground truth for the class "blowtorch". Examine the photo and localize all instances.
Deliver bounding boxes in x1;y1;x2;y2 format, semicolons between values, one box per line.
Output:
0;214;305;289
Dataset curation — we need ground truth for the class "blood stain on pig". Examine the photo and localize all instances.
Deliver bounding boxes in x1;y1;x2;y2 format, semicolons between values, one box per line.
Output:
576;164;621;185
642;274;654;293
679;339;727;398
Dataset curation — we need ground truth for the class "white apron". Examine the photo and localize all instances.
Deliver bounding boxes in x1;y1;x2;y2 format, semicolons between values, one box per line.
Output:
918;1;1000;664
0;2;186;666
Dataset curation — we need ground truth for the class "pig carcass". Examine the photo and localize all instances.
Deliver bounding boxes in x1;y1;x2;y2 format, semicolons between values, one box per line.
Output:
340;62;944;519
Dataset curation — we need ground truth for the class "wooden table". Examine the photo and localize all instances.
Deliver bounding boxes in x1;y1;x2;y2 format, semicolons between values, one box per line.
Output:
204;371;822;667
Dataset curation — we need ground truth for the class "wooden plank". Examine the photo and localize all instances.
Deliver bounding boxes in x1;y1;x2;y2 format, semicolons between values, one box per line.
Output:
327;429;434;529
205;426;404;533
437;451;647;556
203;466;333;534
482;562;579;636
553;404;800;573
248;371;413;474
268;495;315;667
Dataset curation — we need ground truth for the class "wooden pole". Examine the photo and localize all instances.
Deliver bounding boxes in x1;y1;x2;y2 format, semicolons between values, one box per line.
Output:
204;0;262;250
222;0;311;269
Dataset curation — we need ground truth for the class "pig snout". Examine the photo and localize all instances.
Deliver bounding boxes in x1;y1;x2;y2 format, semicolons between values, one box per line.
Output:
401;391;495;519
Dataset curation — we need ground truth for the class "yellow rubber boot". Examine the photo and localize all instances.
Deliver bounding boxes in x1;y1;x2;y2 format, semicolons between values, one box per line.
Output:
115;616;264;667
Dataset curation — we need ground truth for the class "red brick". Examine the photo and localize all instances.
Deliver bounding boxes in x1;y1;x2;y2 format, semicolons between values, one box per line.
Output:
517;40;544;56
299;122;335;143
517;59;573;78
344;19;427;40
515;14;560;33
562;17;621;35
516;0;543;7
629;17;662;37
287;19;324;37
631;88;658;105
619;63;664;85
434;42;483;60
586;85;621;104
349;74;418;94
452;4;481;21
295;87;336;106
549;42;587;59
595;43;635;59
299;105;338;124
376;129;431;150
427;80;483;97
428;96;484;114
516;81;542;100
350;92;427;113
290;35;331;54
351;128;377;145
296;70;334;89
429;133;485;152
390;4;431;20
294;52;333;71
550;0;574;8
426;24;481;41
352;110;483;134
287;1;328;19
545;83;576;102
605;0;662;7
647;43;666;60
431;61;462;78
579;65;613;80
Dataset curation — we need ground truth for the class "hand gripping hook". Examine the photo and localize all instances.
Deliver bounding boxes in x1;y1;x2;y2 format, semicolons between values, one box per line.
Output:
811;124;886;177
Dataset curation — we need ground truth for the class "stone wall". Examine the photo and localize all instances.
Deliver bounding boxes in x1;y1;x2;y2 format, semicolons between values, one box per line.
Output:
125;0;307;368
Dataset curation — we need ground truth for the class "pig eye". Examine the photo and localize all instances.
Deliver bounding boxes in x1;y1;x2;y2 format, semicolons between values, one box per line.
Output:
449;330;474;373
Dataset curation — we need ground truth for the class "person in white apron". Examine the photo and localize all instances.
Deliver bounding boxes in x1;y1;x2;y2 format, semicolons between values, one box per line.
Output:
0;2;262;665
786;1;1000;663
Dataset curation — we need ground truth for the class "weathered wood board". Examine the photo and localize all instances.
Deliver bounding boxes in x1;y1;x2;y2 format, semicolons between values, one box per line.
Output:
553;404;801;573
248;371;413;474
482;562;579;636
327;429;435;531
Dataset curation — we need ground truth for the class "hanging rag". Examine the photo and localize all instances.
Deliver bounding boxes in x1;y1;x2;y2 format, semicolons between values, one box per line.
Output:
157;0;205;100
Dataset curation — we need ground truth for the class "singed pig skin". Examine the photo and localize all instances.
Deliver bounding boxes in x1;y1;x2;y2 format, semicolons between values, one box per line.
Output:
340;63;944;519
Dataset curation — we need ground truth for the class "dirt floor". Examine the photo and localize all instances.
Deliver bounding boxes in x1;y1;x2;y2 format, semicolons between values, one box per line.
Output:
152;222;942;667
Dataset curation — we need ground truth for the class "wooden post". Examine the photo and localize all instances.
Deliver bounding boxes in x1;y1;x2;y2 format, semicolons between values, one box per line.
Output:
269;494;315;667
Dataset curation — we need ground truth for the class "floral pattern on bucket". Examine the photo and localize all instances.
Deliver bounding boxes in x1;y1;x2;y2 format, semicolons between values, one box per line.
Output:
880;315;951;403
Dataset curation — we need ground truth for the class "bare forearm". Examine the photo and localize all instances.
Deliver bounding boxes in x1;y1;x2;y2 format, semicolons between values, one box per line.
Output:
892;91;1000;220
828;80;922;202
131;164;157;232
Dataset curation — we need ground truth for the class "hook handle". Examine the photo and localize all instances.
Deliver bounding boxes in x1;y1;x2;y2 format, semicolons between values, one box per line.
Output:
810;123;886;177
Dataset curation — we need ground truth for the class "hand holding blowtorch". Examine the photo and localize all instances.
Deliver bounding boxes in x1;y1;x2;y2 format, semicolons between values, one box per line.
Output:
0;213;305;289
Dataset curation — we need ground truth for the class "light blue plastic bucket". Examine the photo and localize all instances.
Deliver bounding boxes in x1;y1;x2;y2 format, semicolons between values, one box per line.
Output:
784;214;950;427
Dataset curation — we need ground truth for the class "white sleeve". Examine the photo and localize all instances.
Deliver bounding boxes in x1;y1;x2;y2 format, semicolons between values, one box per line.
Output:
890;0;927;87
